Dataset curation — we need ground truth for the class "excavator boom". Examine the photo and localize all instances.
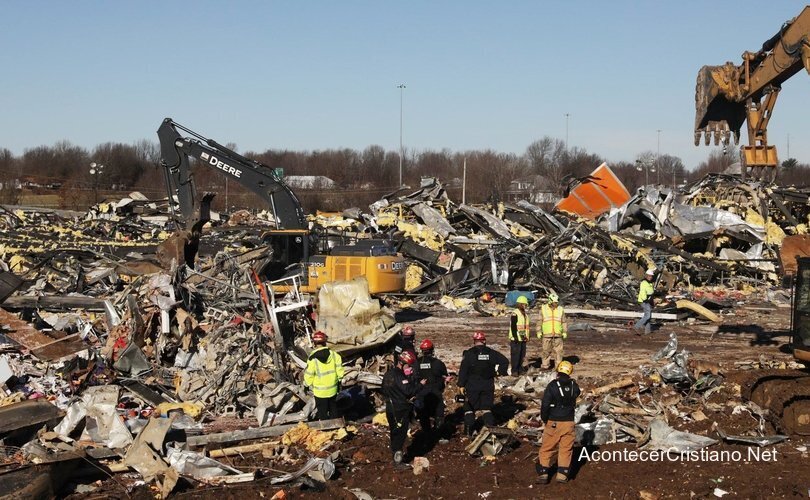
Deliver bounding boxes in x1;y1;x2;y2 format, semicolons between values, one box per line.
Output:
158;118;306;229
694;6;810;179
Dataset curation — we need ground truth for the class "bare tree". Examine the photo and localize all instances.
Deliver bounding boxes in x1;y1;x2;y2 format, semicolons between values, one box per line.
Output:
692;148;737;178
525;137;557;175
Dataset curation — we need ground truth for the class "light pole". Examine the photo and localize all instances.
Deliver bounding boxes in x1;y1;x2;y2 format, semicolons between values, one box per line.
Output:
656;129;661;185
635;159;655;187
89;162;105;204
397;83;406;187
462;157;467;205
565;113;570;150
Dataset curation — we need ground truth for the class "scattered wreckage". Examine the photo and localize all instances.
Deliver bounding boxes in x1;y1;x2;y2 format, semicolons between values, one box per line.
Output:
1;165;809;495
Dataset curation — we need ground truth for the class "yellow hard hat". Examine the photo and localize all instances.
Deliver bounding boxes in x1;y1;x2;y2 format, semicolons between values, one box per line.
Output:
516;296;529;305
548;293;559;304
557;361;573;375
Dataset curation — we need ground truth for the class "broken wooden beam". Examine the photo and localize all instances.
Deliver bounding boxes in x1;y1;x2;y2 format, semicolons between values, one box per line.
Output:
207;441;281;458
0;400;64;434
186;418;345;448
566;308;686;321
675;299;721;323
590;377;634;396
0;308;88;361
1;295;107;311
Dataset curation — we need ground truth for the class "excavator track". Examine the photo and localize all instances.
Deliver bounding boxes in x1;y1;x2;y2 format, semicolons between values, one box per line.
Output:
741;369;810;436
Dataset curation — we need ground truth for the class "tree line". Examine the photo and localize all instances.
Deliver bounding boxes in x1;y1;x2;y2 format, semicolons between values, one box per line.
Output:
0;137;806;213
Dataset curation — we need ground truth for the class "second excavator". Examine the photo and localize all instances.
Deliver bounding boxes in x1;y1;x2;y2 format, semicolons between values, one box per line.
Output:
695;5;810;181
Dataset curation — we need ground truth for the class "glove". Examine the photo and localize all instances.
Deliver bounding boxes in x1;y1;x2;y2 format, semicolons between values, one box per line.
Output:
562;332;568;340
459;387;466;395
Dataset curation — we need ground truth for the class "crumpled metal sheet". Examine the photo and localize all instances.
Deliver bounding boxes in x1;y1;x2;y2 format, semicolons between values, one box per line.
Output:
556;163;631;219
641;417;718;452
166;445;245;478
269;456;335;485
576;418;617;446
664;203;765;240
410;202;455;239
458;205;514;241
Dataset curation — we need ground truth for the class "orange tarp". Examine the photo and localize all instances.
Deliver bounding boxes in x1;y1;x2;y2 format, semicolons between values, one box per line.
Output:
555;163;631;220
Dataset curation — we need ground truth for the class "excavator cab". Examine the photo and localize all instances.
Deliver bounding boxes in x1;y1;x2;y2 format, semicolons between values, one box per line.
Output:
791;257;810;362
260;229;310;282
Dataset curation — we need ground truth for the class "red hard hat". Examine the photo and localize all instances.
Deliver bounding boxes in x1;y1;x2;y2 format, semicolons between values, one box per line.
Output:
399;349;417;365
419;339;434;350
402;325;415;338
473;331;486;342
312;331;327;343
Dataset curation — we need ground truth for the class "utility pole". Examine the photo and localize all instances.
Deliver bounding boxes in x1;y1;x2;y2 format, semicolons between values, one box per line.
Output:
462;157;467;205
397;84;406;187
656;129;661;185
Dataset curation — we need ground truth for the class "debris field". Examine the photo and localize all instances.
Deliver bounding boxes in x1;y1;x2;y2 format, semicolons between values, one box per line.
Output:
0;168;808;498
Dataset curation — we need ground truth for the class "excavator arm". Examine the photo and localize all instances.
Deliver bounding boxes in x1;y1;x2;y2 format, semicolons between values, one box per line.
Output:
695;6;810;180
157;118;307;229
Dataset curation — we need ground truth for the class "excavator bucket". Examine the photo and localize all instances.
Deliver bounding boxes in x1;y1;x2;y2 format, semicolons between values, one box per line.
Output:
694;64;746;147
156;192;215;269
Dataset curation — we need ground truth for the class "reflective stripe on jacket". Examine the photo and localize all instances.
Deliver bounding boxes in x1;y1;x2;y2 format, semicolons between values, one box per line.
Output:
539;304;565;337
304;347;344;398
509;308;530;341
638;279;654;303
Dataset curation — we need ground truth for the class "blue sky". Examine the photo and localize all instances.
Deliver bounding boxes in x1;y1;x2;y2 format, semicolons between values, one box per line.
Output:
1;1;808;169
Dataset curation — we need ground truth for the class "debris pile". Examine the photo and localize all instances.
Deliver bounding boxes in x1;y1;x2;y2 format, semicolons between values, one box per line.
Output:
502;335;794;452
310;171;810;308
0;197;397;496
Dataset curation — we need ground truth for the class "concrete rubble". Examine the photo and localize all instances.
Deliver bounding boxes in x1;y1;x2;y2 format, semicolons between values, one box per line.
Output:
0;168;809;496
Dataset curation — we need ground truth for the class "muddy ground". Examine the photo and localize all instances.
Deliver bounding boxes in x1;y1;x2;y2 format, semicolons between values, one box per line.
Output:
74;303;810;499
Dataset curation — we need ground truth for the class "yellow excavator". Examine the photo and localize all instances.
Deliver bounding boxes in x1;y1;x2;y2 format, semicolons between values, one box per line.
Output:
694;5;810;181
156;118;405;294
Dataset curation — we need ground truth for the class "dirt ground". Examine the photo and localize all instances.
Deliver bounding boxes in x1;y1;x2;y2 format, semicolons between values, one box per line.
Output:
74;303;810;499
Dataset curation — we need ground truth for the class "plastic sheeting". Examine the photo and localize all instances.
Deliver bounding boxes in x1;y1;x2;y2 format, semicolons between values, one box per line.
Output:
316;277;397;353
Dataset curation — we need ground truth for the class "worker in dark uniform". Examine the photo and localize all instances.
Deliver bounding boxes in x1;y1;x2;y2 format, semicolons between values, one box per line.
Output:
394;325;416;356
458;331;509;437
382;350;426;465
537;360;581;484
416;338;449;437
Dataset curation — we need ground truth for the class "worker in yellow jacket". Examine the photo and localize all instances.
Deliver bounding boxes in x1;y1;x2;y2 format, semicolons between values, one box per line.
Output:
538;293;567;370
634;268;656;335
508;295;531;375
304;331;345;420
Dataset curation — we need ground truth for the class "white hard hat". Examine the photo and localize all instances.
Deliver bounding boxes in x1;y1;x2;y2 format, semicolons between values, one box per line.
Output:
645;268;656;276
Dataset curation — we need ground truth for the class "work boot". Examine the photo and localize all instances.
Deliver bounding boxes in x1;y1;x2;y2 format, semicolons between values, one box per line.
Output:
535;463;550;484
